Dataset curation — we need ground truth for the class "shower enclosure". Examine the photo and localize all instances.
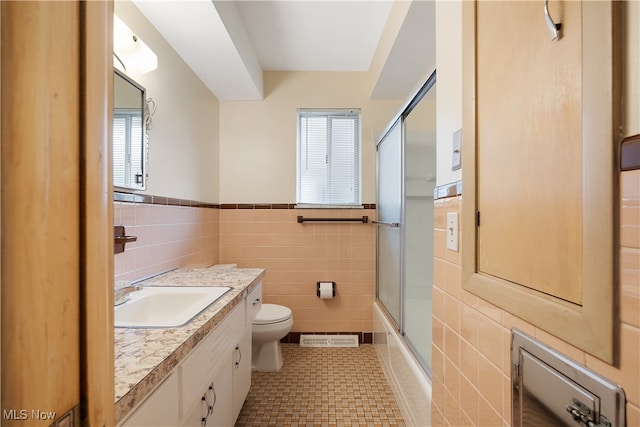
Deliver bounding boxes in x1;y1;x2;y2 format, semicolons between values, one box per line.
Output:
376;72;436;376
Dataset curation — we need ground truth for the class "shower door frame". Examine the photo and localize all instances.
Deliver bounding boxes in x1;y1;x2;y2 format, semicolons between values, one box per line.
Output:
375;70;437;376
375;118;405;329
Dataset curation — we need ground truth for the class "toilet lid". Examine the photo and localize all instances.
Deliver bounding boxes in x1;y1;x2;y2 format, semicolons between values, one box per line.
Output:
254;304;292;325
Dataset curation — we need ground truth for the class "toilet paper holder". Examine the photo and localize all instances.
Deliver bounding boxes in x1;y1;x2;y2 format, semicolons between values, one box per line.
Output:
317;281;336;298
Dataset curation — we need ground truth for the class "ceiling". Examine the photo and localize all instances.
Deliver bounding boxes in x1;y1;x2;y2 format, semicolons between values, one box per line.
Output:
133;0;435;101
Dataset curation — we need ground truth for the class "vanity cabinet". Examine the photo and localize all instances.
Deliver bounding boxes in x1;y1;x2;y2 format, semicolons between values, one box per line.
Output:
182;353;234;427
232;329;252;421
245;282;262;322
233;282;261;421
120;283;262;427
120;372;180;427
182;303;244;427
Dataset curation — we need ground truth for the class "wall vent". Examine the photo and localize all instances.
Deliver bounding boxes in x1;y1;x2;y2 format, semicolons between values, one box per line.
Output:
299;334;359;348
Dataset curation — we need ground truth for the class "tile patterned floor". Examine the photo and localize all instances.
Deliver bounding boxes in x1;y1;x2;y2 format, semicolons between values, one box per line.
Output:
235;344;406;427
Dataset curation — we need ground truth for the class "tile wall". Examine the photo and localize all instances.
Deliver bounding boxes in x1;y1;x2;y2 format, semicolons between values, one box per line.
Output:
113;201;219;284
219;206;376;335
112;200;376;337
431;171;640;426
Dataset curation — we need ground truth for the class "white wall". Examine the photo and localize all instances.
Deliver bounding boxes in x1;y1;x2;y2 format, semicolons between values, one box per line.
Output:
114;1;220;203
435;0;462;187
219;71;402;203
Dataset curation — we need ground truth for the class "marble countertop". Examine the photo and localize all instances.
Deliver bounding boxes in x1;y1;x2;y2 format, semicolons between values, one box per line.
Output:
114;266;265;424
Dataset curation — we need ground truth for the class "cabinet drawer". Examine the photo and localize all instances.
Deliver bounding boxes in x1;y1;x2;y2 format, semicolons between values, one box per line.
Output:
245;282;262;324
181;303;244;415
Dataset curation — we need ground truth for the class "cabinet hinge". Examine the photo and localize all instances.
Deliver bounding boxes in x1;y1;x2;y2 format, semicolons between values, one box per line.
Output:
476;211;481;227
514;362;521;391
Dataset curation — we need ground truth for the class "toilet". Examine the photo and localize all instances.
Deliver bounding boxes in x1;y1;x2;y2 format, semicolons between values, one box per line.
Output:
251;304;293;371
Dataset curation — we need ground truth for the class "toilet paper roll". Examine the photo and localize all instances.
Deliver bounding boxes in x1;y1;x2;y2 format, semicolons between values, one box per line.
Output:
319;288;333;299
318;281;335;299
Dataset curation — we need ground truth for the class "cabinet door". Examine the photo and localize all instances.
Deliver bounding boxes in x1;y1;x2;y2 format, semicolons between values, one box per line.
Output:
476;1;584;303
206;353;234;427
182;353;233;427
245;283;262;324
462;1;620;362
232;328;252;422
181;303;244;416
121;372;180;427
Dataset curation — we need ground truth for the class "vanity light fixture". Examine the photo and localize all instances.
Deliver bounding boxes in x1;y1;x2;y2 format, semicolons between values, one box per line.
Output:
113;14;158;74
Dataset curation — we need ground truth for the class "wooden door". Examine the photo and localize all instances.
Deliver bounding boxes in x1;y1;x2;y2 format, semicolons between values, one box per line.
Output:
476;1;584;304
461;1;621;363
1;2;114;425
81;2;116;426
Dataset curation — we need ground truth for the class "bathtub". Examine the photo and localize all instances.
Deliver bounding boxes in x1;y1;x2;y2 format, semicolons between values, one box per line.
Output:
373;301;431;426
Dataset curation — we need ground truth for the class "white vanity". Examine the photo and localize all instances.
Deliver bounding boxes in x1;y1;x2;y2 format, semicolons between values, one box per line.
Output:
114;267;264;427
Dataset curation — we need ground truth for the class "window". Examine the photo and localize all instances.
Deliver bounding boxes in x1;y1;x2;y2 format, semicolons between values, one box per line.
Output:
296;109;361;206
113;109;144;188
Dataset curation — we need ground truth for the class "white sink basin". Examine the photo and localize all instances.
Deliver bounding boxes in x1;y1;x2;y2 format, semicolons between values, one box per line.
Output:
114;286;231;328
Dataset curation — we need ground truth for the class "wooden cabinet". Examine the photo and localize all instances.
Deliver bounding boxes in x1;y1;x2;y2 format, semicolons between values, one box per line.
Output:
475;1;584;303
461;1;621;363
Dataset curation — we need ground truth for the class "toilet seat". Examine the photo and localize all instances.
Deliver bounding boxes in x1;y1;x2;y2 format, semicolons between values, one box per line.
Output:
253;304;292;325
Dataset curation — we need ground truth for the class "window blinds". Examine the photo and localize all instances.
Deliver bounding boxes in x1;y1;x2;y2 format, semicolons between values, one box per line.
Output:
297;109;361;205
113;110;143;188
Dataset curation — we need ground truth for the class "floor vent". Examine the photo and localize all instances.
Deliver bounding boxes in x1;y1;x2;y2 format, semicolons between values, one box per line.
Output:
299;334;359;348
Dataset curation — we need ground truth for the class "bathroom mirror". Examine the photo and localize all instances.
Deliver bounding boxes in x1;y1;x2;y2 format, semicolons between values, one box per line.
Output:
113;69;147;190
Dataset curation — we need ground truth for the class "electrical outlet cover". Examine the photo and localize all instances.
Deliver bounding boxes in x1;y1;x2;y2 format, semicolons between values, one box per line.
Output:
446;212;459;251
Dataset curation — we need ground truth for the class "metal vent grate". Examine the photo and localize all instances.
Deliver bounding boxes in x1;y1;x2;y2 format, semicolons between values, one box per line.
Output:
299;334;359;348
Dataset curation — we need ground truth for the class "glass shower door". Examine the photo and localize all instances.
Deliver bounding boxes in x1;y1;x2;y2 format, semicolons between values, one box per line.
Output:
376;72;436;377
376;120;403;325
402;84;436;372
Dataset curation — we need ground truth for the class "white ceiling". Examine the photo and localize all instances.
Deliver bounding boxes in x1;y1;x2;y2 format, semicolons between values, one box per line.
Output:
133;0;435;101
234;1;392;71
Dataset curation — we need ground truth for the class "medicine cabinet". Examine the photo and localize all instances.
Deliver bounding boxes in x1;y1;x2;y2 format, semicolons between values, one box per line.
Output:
113;69;147;190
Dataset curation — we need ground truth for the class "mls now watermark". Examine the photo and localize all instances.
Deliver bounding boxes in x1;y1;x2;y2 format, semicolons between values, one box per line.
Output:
3;409;56;421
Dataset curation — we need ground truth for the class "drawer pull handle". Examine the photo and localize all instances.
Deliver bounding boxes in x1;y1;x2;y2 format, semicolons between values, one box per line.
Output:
204;384;216;415
200;396;208;426
235;345;242;367
252;298;261;306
